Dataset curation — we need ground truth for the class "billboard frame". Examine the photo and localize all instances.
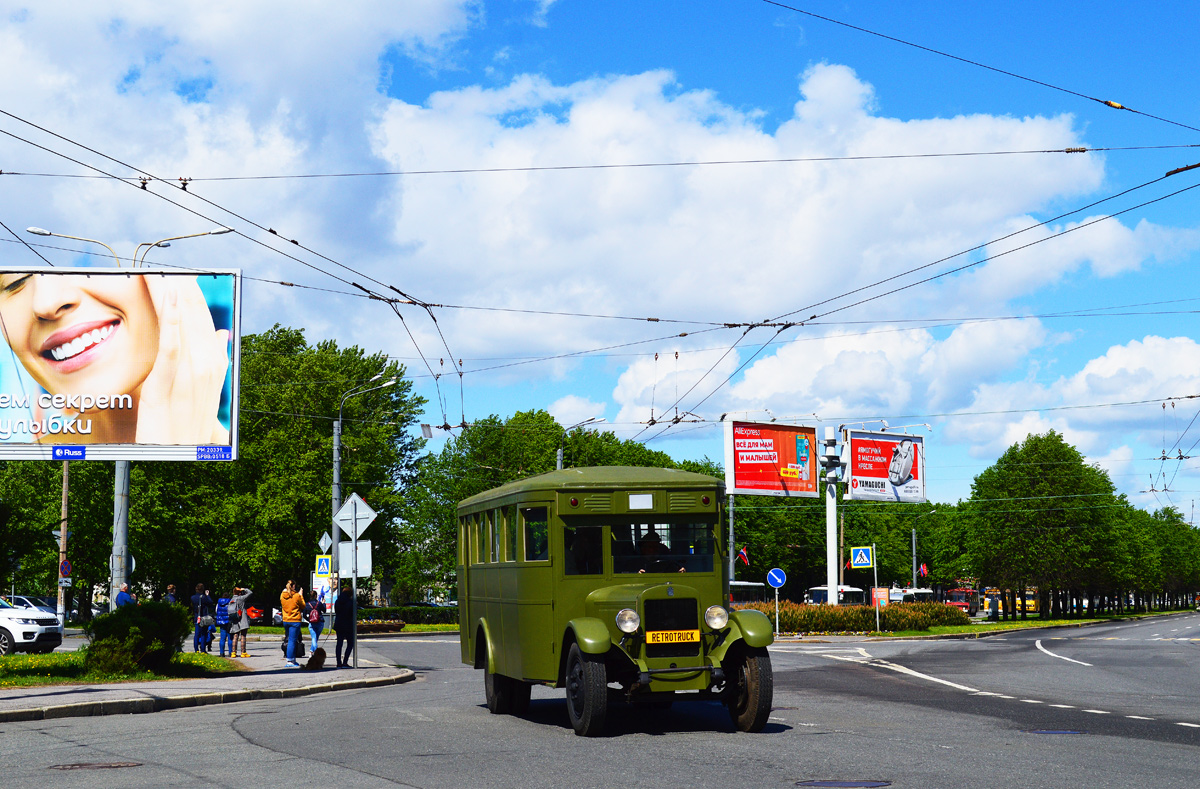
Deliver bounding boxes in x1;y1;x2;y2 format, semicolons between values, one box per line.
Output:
843;429;926;503
722;419;819;498
0;266;241;461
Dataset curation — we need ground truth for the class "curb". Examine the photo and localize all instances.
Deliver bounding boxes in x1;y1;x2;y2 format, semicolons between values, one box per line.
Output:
0;669;415;723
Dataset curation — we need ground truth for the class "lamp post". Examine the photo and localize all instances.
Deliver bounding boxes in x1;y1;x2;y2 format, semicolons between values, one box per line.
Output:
332;374;396;667
24;226;233;612
556;416;605;470
912;509;937;587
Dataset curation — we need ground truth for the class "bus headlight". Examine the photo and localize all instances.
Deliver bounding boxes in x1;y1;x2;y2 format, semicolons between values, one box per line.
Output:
615;608;640;634
704;605;728;629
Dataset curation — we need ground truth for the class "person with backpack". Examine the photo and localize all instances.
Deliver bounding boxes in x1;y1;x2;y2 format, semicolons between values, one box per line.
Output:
228;586;252;658
333;581;355;668
214;589;234;657
304;591;326;653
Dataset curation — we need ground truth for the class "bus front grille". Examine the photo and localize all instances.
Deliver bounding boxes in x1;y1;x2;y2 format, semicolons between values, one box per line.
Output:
644;597;700;658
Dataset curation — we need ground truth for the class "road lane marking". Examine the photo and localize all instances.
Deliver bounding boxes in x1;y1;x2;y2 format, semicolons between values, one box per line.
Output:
1021;699;1044;704
1126;716;1154;720
1036;639;1093;666
1050;704;1075;709
1083;709;1111;714
1177;722;1200;728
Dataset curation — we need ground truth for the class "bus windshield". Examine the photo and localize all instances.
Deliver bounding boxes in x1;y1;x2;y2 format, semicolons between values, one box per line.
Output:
611;522;715;574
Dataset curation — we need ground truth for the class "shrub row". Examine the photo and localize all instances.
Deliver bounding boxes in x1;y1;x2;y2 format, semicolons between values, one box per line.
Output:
83;601;191;675
359;606;458;625
735;600;969;633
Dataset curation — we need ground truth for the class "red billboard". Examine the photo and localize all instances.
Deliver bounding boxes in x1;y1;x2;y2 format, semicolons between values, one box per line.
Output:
722;420;818;497
845;430;926;502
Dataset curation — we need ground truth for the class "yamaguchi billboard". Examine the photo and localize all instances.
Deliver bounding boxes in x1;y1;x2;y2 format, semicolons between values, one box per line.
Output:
845;430;925;502
0;267;240;460
723;420;818;497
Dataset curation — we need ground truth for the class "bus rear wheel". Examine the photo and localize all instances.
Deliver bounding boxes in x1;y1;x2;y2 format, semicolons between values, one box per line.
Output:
726;646;773;733
565;643;607;736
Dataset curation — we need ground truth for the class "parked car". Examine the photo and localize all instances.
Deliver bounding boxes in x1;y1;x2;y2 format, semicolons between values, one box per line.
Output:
0;597;63;655
246;606;267;625
7;595;57;615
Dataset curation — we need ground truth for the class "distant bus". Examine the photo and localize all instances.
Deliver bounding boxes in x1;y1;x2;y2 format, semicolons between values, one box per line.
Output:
457;466;775;737
889;587;935;604
804;585;866;605
946;588;980;616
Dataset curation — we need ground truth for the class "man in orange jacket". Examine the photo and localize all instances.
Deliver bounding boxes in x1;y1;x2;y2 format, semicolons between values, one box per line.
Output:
280;580;306;667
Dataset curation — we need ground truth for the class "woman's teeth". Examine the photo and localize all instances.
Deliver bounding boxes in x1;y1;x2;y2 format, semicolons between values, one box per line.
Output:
50;325;113;361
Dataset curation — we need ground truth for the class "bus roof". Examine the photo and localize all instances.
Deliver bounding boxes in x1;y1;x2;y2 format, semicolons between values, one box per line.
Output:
458;465;723;511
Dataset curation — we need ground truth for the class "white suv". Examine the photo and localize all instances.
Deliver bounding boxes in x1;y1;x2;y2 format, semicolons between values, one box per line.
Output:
0;597;63;655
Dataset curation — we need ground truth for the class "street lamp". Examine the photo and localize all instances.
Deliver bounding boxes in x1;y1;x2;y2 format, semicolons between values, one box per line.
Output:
24;225;234;616
912;509;937;587
332;374;396;667
556;416;605;470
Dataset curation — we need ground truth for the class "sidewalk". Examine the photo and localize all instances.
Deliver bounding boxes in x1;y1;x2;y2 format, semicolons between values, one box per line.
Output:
0;634;414;723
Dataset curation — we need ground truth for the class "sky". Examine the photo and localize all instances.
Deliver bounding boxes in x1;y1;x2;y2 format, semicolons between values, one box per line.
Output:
1;1;1199;511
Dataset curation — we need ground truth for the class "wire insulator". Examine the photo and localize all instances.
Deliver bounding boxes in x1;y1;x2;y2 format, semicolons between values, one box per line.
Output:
1103;100;1126;110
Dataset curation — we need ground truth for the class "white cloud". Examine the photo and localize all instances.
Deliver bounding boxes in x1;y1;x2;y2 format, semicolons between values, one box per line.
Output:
548;394;606;428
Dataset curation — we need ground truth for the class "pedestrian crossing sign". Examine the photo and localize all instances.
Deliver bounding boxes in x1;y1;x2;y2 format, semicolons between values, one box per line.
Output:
850;546;873;569
315;554;332;578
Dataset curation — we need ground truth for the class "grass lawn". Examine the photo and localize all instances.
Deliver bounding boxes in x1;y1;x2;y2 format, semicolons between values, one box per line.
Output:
0;650;240;688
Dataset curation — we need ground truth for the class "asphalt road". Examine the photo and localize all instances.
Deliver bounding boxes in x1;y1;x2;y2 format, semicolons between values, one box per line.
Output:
5;614;1200;788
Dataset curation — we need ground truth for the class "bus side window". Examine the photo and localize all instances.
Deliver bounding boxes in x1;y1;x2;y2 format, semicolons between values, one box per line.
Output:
523;507;549;562
489;509;500;563
564;525;602;575
505;504;518;562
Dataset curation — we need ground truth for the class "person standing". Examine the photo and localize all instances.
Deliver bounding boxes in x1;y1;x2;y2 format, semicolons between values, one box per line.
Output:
165;584;178;605
280;580;305;668
228;586;252;658
304;592;326;653
334;581;355;668
190;583;214;653
214;589;233;657
114;583;136;608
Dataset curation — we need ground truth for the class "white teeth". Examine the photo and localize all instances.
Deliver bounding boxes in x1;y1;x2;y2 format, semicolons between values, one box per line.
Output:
50;325;113;361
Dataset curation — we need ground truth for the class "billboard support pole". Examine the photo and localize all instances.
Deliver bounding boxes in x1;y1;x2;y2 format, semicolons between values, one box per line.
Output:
727;494;735;593
823;427;838;604
111;460;129;609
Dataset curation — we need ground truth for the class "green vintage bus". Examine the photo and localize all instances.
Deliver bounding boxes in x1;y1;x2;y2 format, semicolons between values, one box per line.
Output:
457;466;774;737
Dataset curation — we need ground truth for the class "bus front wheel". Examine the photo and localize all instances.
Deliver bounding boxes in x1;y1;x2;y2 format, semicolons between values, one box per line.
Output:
565;643;607;736
726;646;773;733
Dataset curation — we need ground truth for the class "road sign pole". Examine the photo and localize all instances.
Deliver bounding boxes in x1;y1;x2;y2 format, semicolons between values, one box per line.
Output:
352;497;358;669
774;586;779;635
873;542;880;633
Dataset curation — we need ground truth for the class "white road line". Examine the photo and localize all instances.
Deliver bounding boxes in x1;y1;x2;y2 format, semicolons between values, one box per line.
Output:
1021;699;1044;704
1177;722;1200;728
1036;639;1093;666
1126;716;1154;720
1083;709;1111;715
1050;704;1075;709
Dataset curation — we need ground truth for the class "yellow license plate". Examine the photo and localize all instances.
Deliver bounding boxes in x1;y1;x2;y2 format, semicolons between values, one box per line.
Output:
646;629;700;644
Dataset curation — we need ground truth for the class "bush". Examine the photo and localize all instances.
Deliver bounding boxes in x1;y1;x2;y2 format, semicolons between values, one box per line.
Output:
83;601;191;674
734;600;969;633
359;605;458;625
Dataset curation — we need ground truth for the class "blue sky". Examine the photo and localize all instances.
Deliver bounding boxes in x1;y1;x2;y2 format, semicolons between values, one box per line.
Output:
2;1;1199;510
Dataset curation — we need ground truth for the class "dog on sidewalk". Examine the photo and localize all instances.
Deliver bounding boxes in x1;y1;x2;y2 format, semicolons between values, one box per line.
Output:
303;646;327;670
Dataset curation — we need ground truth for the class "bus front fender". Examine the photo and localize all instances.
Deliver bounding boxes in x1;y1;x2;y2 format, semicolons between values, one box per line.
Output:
730;609;774;648
567;617;612;655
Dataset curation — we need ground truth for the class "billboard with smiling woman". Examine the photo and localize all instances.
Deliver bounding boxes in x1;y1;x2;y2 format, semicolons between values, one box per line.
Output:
0;267;240;460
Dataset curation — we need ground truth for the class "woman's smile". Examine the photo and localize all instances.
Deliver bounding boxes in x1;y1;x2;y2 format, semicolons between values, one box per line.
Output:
42;319;120;364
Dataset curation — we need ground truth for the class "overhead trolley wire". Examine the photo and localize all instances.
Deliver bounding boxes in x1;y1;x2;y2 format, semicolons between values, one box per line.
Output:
760;0;1200;135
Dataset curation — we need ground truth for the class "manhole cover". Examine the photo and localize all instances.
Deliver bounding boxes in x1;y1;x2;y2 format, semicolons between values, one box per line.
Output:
49;762;142;770
796;782;891;788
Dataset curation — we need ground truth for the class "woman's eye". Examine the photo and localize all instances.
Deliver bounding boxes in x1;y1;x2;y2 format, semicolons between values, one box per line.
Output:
1;275;31;294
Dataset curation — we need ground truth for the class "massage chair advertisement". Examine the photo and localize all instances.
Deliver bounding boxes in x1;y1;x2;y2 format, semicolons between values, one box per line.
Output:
845;430;926;502
0;267;240;460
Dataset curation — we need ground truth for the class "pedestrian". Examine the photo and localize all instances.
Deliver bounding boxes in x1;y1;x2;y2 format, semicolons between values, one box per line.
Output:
280;580;305;668
190;583;214;653
214;589;233;657
165;584;178;605
114;583;136;608
228;586;252;658
304;591;326;653
334;581;355;668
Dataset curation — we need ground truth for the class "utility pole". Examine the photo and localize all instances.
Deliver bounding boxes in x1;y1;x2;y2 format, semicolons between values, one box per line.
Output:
838;510;845;587
56;461;68;625
110;460;129;609
819;427;841;603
